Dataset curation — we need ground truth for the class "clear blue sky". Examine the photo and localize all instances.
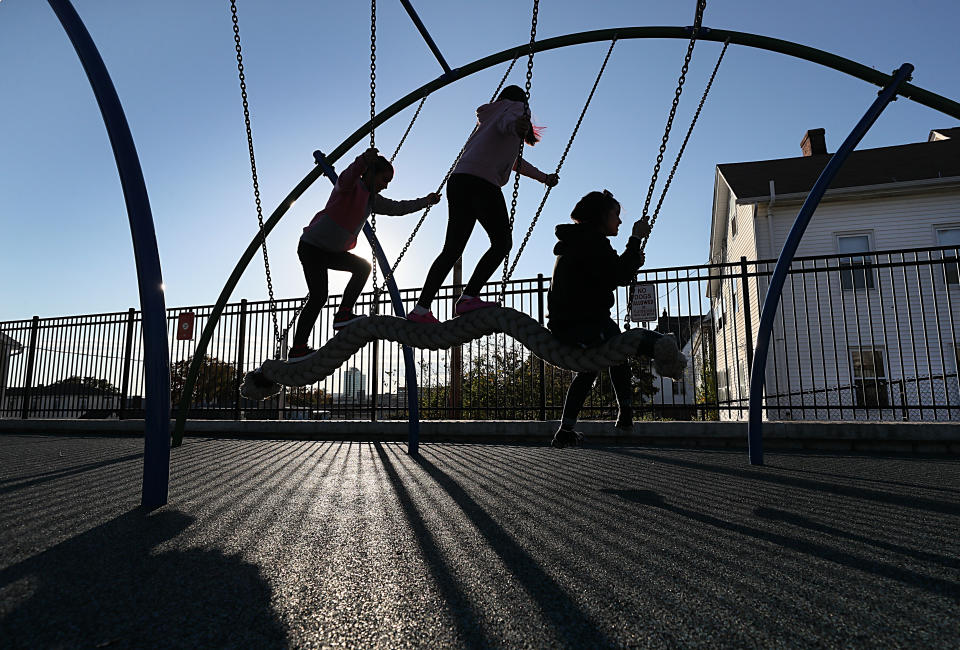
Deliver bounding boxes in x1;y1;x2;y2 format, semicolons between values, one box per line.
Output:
1;0;958;322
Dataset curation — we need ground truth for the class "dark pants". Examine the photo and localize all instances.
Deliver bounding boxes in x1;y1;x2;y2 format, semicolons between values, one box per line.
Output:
552;318;632;426
417;173;511;308
292;241;371;347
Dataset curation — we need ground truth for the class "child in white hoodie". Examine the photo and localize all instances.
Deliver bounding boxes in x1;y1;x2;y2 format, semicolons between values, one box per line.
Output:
407;85;558;323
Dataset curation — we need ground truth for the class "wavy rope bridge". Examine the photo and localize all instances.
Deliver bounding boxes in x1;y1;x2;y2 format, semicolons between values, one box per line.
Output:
241;307;687;400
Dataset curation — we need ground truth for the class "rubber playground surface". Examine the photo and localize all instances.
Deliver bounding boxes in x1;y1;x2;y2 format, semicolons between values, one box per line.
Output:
1;433;958;648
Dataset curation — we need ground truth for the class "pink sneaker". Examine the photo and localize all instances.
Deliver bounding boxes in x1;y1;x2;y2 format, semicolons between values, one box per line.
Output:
455;296;497;315
406;310;440;324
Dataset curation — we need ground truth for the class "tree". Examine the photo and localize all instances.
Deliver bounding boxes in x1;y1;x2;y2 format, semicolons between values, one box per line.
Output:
449;337;660;421
286;386;331;409
50;376;119;394
627;356;660;414
170;355;236;407
694;337;720;421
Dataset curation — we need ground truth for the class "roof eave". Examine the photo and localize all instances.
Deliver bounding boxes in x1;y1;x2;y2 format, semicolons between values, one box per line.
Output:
733;175;960;205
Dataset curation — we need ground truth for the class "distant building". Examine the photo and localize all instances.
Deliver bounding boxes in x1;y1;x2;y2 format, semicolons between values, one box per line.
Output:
343;366;366;402
646;310;708;419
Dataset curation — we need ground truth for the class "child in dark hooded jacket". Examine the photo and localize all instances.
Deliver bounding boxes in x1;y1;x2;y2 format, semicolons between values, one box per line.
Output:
547;189;651;448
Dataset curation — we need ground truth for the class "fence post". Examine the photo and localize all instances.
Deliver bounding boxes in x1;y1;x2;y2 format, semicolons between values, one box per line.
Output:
450;258;464;418
740;257;754;371
370;296;380;424
119;308;136;419
235;299;247;421
21;316;40;420
537;274;547;421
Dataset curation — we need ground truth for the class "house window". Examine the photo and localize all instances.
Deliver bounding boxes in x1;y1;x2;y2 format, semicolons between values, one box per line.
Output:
936;227;960;286
717;369;728;403
837;234;875;291
851;349;888;408
729;193;738;238
715;293;725;330
738;358;749;399
732;277;739;313
672;381;686;396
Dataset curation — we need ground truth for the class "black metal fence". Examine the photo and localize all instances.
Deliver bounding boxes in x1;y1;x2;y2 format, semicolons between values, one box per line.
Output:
699;244;960;421
1;244;957;423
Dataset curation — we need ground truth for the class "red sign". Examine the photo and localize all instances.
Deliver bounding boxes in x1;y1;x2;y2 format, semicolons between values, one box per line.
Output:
177;311;196;340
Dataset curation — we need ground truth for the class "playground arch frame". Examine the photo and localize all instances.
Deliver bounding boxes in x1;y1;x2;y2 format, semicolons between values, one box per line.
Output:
46;6;960;502
172;25;960;452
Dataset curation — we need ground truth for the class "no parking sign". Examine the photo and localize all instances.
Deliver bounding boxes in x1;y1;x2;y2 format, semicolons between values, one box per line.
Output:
629;284;658;323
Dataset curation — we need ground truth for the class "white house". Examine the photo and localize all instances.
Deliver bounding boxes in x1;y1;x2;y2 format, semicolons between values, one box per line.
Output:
708;127;960;421
644;311;707;419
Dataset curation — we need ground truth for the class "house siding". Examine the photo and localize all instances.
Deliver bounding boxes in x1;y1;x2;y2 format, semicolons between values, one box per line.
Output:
713;179;960;421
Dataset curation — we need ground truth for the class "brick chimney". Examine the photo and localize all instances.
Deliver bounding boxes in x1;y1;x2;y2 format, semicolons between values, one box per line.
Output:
801;128;827;156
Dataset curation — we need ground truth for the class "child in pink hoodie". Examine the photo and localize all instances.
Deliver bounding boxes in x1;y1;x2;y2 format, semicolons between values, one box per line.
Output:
407;85;558;323
289;147;440;361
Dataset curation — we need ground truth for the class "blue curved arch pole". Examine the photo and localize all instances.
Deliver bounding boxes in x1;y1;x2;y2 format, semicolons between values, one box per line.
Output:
313;152;420;455
47;0;171;507
746;63;914;466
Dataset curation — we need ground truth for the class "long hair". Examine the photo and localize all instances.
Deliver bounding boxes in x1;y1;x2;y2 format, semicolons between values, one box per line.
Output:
496;85;541;146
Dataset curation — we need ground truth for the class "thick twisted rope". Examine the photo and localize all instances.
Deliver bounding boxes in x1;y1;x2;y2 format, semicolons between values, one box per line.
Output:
241;307;687;399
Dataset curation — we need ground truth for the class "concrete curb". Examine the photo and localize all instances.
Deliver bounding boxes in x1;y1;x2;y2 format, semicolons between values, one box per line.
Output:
1;418;958;453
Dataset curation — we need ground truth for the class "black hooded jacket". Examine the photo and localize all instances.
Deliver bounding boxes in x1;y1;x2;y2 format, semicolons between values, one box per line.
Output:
547;223;644;330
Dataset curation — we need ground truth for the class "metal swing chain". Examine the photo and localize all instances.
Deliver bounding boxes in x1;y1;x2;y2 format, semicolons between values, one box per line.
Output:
639;37;728;255
276;54;416;352
369;0;380;314
625;0;707;326
229;0;285;357
390;96;427;165
501;0;539;301
370;56;521;304
276;1;384;344
504;36;618;285
639;0;706;230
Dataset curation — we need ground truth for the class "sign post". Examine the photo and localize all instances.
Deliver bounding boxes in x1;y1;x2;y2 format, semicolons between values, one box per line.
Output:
629;284;658;324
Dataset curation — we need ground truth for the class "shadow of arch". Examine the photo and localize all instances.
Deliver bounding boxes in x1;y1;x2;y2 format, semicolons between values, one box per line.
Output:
0;509;286;648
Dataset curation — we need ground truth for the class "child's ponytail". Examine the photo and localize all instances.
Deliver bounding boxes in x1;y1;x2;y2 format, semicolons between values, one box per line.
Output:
497;85;542;145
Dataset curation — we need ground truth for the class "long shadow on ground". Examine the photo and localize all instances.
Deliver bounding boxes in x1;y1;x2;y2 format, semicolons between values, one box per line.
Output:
410;449;616;648
0;508;287;648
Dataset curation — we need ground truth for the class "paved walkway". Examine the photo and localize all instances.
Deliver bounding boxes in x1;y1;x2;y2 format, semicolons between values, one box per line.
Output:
1;434;958;648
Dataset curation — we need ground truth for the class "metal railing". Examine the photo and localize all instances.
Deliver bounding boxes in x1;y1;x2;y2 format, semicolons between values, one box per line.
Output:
2;244;958;423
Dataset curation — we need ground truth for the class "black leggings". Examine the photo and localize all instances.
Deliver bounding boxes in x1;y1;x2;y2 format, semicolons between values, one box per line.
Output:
552;318;632;425
417;173;511;308
292;241;371;347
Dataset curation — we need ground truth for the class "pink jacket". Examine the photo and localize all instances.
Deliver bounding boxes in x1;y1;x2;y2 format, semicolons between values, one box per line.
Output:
453;99;548;187
301;154;430;252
